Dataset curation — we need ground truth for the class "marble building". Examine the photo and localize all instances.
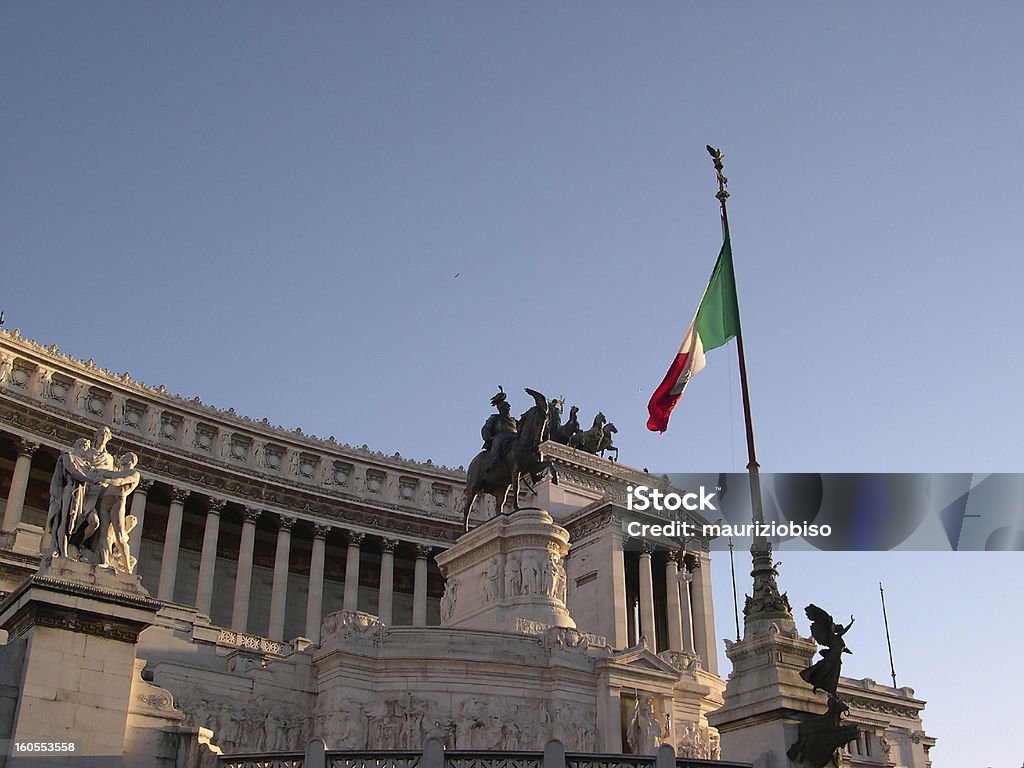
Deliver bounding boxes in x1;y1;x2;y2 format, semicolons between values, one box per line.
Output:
0;329;934;768
0;329;726;766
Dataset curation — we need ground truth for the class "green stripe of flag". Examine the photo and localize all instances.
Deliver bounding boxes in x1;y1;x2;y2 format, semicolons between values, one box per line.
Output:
695;235;741;350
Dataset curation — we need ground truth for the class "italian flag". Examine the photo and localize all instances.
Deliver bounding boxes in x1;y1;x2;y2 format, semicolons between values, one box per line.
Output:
646;235;741;432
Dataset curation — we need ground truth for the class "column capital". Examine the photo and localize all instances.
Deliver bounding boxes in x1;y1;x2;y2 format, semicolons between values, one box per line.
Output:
17;439;40;458
277;514;297;532
414;544;432;559
639;540;657;556
380;538;400;554
313;523;331;540
243;507;262;524
666;550;683;565
347;531;366;548
682;551;701;572
169;486;191;503
137;478;155;493
207;497;227;514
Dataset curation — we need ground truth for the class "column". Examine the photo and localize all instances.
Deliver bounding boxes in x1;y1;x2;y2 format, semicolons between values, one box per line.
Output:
194;497;225;617
268;515;296;641
305;524;329;643
157;487;190;601
604;688;623;752
412;544;430;627
343;531;365;612
2;440;39;531
126;479;154;561
231;507;261;632
610;536;630;648
665;551;684;652
378;538;397;625
638;542;657;649
690;550;718;675
679;566;696;655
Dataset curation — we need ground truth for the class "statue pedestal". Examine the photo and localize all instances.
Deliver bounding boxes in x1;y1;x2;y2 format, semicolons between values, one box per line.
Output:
435;507;575;632
0;558;161;767
708;623;829;768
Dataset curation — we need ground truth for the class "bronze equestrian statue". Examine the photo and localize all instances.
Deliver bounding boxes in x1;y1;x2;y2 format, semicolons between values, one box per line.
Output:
462;388;558;531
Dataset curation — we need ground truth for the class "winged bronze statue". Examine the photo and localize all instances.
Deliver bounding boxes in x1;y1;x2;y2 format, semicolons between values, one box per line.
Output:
799;604;855;697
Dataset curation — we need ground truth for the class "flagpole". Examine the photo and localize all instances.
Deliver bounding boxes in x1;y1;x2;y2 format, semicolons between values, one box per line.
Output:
707;145;794;635
880;582;898;688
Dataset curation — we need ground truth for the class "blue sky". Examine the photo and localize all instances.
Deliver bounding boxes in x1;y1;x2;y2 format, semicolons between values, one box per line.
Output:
3;4;1022;766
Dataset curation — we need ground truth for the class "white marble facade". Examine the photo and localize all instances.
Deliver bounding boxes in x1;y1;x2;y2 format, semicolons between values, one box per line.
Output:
0;331;939;768
0;329;733;764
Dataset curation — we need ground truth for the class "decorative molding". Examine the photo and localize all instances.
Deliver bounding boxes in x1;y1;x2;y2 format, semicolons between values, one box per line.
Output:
0;398;462;544
243;507;263;524
17;439;40;458
0;328;465;476
170;486;191;504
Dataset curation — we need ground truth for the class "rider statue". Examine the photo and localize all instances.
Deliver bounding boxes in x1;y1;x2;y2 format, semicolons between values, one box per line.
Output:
481;387;518;462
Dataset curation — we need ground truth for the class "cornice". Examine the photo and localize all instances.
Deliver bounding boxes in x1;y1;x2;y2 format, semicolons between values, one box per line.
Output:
542;441;672;491
0;329;464;478
0;396;462;544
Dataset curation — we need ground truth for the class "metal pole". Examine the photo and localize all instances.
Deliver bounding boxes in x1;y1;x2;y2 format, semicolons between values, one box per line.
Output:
729;537;740;641
706;145;792;632
880;582;898;688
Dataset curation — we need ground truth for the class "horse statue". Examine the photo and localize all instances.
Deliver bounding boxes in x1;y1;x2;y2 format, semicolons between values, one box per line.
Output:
543;398;564;442
549;404;580;445
569;412;607;454
597;423;618;461
462;388;559;531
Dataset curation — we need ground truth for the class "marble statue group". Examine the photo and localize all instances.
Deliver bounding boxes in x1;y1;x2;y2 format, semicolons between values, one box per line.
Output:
46;425;141;573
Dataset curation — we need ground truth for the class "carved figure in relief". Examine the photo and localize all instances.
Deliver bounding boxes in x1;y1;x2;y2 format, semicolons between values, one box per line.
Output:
554;562;567;603
0;351;13;384
626;696;661;755
454;698;484;749
37;367;53;400
522;553;541;594
483;558;500;602
425;720;455;749
541;554;556;596
505;553;522;596
365;699;392;749
440;578;459;621
145;407;161;437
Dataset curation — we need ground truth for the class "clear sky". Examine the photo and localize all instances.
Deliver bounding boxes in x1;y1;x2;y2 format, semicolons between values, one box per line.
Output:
2;4;1021;766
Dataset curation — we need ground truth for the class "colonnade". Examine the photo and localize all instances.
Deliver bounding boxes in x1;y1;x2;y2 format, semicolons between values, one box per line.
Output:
0;439;438;644
631;543;717;674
